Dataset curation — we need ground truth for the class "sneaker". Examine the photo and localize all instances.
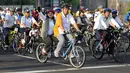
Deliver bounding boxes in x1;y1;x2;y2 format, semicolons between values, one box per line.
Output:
42;48;47;55
29;47;33;53
5;45;8;48
77;41;81;43
54;52;59;57
70;53;75;58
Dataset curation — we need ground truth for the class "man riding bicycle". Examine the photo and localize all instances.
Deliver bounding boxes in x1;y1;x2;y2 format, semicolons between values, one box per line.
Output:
4;8;17;47
19;8;39;49
112;9;124;27
93;8;121;54
53;3;80;57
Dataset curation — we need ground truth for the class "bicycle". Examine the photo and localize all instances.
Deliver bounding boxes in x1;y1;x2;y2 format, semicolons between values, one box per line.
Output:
91;27;127;63
0;27;19;51
36;32;86;68
18;27;41;56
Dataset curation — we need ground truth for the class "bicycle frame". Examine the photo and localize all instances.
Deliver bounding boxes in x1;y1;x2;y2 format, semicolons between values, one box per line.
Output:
62;40;73;58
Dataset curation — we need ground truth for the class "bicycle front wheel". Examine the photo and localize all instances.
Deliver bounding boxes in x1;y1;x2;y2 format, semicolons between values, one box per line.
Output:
112;39;126;63
36;43;48;63
69;46;85;68
91;40;104;60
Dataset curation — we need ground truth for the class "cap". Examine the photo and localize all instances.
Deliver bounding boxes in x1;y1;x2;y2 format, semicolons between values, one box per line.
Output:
24;9;30;13
112;9;117;14
42;8;45;10
104;8;111;13
48;10;55;14
85;8;89;11
55;9;61;13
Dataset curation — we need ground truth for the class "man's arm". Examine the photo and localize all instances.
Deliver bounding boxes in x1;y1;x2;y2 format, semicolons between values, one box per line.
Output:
32;17;39;27
5;14;9;24
21;17;26;28
70;14;80;31
110;18;121;29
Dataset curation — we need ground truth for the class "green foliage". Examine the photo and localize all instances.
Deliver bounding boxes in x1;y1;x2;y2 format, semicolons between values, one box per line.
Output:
62;0;80;6
0;0;36;5
125;2;130;14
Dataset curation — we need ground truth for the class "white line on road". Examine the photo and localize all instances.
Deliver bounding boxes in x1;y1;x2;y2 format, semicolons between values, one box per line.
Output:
7;64;130;73
13;54;130;73
14;54;72;67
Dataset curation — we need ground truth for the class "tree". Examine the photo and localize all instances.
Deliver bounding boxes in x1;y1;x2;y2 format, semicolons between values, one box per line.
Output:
61;0;80;6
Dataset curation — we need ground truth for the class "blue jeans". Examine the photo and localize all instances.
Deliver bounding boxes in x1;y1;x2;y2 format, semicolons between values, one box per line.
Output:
4;28;12;45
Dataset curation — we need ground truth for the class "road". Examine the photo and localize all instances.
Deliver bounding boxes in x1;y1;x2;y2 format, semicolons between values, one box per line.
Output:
0;45;130;73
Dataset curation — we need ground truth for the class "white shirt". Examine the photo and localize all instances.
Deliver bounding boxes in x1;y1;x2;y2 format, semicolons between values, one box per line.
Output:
114;16;124;27
94;14;121;30
58;12;75;34
94;11;101;22
21;16;36;28
84;13;92;20
48;19;54;35
4;13;15;28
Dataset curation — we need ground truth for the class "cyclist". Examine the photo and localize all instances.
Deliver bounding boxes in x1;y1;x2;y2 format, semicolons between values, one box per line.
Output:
15;8;23;25
84;8;92;20
54;7;61;19
112;9;124;27
53;3;80;57
93;8;121;54
94;5;104;22
19;8;39;49
124;9;130;27
94;8;121;40
31;7;39;21
41;10;58;55
76;9;92;44
3;8;16;47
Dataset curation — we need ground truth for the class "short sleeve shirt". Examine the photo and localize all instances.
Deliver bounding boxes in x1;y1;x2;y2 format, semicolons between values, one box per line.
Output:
4;14;15;28
21;16;36;28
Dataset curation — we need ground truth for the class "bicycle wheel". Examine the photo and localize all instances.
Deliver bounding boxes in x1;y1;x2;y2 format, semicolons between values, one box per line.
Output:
112;38;126;63
36;43;48;63
69;46;85;68
91;40;104;60
12;35;19;52
121;36;130;51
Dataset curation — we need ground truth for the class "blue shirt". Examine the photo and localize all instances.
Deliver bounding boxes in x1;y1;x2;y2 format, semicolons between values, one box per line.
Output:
125;12;130;22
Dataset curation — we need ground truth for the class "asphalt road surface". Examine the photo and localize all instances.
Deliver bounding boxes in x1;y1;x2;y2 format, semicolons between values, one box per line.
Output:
0;45;130;73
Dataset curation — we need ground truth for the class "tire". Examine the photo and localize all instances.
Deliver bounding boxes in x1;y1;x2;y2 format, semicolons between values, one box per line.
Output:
122;36;130;51
91;40;104;60
69;46;85;68
112;38;126;63
36;43;48;63
12;35;19;52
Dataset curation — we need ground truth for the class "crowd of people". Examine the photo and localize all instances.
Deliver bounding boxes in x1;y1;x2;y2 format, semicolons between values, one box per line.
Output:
0;3;129;57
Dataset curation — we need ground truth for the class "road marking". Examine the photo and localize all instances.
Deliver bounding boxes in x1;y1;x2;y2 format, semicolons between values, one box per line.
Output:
7;64;130;73
14;54;36;59
14;54;72;67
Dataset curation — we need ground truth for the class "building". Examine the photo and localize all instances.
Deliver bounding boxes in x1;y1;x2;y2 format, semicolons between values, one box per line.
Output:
36;0;60;9
82;0;107;10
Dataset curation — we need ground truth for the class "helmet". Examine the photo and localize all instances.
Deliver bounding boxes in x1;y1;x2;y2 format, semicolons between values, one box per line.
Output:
98;5;104;9
24;9;30;13
61;3;70;9
112;9;117;14
104;8;111;13
16;8;22;12
10;8;15;12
